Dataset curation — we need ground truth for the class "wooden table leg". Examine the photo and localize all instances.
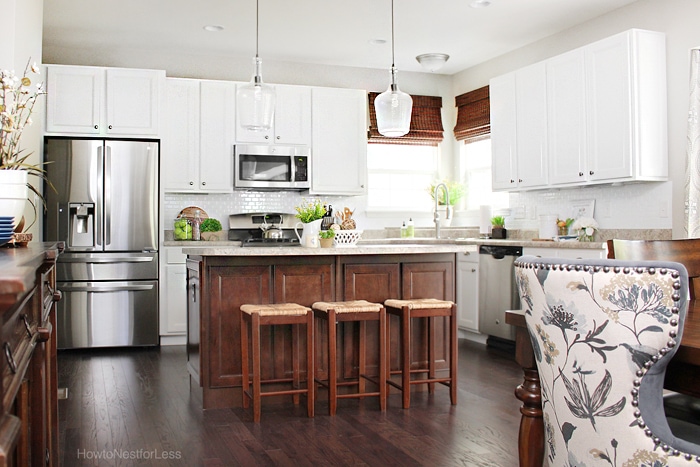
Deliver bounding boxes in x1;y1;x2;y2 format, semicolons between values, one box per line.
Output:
514;368;544;467
507;312;545;467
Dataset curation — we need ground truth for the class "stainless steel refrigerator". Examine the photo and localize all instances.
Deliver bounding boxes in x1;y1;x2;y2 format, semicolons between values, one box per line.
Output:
44;138;159;349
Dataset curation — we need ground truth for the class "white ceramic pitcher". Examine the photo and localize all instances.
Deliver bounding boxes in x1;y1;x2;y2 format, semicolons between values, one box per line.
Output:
294;219;322;248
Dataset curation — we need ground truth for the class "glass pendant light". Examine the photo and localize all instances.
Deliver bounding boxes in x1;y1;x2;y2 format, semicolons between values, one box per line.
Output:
237;0;275;131
374;0;412;137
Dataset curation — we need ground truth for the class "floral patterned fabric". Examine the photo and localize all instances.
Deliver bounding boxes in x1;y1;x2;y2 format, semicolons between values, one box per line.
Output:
515;256;700;466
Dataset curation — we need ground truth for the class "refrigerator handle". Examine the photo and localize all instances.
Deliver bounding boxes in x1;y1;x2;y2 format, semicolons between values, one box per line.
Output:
96;146;103;247
105;145;112;246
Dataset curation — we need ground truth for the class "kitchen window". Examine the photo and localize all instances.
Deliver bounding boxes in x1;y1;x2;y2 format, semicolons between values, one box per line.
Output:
459;138;508;211
366;144;439;212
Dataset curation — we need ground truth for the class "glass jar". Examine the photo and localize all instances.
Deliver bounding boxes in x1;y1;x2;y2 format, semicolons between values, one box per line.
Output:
173;217;192;240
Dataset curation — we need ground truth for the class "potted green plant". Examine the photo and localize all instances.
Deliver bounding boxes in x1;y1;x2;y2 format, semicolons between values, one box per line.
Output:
294;198;327;248
491;215;507;239
200;218;223;241
318;229;335;248
0;59;51;232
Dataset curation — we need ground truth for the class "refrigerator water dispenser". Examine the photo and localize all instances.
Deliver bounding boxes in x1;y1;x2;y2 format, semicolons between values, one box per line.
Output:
69;203;94;248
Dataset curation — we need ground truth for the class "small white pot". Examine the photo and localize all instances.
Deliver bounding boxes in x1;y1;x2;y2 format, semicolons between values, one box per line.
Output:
0;170;28;224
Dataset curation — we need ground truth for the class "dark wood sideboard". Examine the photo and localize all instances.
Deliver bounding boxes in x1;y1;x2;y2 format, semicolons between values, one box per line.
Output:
0;243;62;466
185;252;456;410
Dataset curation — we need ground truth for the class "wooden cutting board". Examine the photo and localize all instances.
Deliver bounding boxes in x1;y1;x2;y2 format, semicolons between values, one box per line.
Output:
177;206;209;220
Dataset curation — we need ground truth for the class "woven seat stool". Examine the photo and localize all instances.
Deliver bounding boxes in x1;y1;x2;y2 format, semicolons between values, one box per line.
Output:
312;300;387;416
240;303;314;422
384;298;457;409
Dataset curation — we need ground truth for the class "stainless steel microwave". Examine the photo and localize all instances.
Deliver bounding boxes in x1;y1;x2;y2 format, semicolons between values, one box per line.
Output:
233;144;310;190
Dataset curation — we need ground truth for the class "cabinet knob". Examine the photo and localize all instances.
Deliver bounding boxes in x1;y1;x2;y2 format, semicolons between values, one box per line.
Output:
579;172;584;177
37;326;52;343
276;136;280;140
108;125;113;130
201;181;206;186
589;170;595;175
94;125;98;130
265;135;269;140
510;179;515;184
518;179;523;183
189;181;194;185
471;268;476;272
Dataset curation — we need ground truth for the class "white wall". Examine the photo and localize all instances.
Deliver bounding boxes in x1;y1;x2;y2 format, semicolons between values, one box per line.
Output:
452;0;700;237
2;0;44;237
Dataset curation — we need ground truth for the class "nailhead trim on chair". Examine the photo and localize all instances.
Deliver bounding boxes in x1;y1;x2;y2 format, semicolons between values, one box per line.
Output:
514;259;700;462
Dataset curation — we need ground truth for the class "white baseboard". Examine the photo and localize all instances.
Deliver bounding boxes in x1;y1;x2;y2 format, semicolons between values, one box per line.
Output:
160;334;186;346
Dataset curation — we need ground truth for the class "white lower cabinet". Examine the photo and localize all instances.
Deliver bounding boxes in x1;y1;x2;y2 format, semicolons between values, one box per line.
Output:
159;247;187;343
457;249;479;332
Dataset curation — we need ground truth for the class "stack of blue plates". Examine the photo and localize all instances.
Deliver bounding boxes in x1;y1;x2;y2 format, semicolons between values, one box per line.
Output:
0;217;15;247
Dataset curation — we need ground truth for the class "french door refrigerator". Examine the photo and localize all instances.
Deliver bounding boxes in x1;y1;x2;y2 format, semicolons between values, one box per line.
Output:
44;138;159;349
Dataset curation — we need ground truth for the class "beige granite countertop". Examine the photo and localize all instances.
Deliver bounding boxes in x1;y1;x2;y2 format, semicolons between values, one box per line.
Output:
174;236;607;256
181;243;475;256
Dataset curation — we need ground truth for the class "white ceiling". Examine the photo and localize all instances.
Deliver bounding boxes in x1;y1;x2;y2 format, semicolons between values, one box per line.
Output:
42;0;640;75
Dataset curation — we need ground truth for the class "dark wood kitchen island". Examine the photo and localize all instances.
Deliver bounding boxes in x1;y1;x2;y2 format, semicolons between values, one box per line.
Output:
181;244;466;410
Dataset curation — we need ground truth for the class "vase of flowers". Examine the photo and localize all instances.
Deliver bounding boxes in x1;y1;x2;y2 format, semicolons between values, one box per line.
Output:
572;217;599;242
0;59;48;228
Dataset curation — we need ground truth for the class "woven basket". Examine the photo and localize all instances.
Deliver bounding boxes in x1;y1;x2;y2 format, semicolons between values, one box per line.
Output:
333;229;363;247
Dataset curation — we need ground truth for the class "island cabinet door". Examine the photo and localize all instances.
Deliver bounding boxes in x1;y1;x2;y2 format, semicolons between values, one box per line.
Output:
207;265;272;388
341;262;401;380
401;261;456;373
274;262;335;382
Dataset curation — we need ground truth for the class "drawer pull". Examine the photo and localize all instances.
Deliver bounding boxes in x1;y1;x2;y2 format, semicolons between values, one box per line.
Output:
21;314;32;338
4;343;17;374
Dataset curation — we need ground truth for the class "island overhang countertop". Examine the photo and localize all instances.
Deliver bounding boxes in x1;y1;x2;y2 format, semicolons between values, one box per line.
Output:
176;238;606;256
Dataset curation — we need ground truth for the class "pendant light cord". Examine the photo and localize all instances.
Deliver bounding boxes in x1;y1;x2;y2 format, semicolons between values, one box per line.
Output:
391;0;396;68
255;0;260;59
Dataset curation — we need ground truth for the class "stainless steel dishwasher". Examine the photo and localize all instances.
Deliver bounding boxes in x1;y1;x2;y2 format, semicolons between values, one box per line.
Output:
478;245;522;342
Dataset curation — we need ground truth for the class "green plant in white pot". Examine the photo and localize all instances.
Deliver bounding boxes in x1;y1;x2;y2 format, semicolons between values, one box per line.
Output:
0;59;51;229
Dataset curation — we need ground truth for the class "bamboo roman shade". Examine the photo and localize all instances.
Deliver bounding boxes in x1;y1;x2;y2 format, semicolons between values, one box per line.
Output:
453;86;490;142
367;93;444;146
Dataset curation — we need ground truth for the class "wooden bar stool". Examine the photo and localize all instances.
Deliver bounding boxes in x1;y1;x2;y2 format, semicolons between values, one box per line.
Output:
240;303;314;422
384;298;457;409
312;300;387;416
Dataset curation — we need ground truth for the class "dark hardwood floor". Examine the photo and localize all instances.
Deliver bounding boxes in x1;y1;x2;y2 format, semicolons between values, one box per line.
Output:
57;339;523;466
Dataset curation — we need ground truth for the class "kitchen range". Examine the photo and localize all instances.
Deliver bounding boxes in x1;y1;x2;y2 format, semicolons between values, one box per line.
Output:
228;212;301;246
44;138;160;349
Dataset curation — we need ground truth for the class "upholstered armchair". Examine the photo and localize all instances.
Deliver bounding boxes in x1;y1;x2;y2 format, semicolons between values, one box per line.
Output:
515;256;700;465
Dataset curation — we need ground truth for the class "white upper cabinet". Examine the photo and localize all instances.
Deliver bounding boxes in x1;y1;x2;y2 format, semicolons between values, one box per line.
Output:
46;65;163;136
492;29;667;192
585;29;667;183
547;49;588;185
162;78;234;193
309;87;368;196
235;84;311;145
199;80;236;191
491;62;548;191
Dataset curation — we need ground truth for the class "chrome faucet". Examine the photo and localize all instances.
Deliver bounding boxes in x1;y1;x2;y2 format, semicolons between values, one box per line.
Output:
433;183;452;239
